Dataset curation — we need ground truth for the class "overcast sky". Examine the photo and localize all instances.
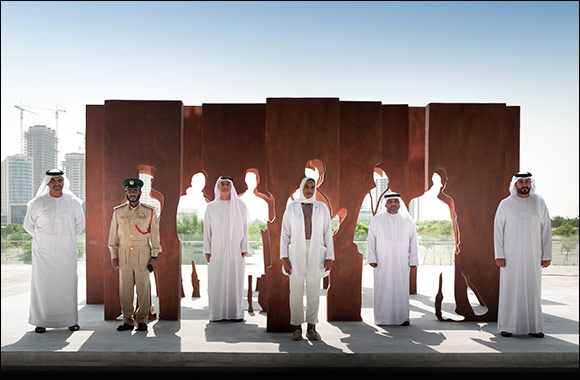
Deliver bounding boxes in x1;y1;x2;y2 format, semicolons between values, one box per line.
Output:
2;1;578;219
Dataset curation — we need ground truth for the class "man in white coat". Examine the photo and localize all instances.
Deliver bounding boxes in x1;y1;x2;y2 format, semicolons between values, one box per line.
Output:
367;192;419;326
494;171;551;338
203;176;249;322
281;177;334;341
23;169;85;333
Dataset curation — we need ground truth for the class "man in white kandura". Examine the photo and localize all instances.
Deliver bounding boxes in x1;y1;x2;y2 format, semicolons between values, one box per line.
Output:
23;169;86;333
494;171;552;338
203;176;249;322
367;192;419;326
281;177;334;341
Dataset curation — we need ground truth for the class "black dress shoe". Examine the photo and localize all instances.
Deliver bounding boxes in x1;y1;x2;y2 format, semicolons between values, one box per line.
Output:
136;322;148;331
117;323;134;331
529;332;545;338
501;331;513;337
401;321;410;326
35;327;46;333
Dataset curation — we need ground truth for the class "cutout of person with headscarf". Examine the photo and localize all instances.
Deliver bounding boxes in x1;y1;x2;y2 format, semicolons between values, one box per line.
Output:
280;177;334;341
367;192;419;326
203;176;249;322
494;172;552;338
23;169;86;333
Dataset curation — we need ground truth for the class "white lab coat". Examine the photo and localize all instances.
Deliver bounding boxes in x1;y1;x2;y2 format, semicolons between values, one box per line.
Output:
494;194;552;334
23;193;85;328
280;201;334;278
367;211;419;325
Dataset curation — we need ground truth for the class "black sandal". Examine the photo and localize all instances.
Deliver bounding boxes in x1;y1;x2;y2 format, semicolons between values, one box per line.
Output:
35;327;46;333
68;324;80;332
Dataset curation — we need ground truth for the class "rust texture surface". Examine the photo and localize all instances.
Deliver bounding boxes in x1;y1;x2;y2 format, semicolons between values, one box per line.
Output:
427;103;519;321
101;100;183;320
86;99;518;326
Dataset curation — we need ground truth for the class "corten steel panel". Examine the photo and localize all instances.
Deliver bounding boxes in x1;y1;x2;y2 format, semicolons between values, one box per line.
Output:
327;101;381;321
379;105;411;204
408;107;427;199
103;100;183;321
201;104;267;202
265;98;340;332
427;103;519;321
379;105;419;295
505;106;520;191
182;106;202;196
408;107;427;295
86;105;105;304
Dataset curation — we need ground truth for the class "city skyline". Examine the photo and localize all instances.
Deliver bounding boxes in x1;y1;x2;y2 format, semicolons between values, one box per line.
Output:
1;1;578;218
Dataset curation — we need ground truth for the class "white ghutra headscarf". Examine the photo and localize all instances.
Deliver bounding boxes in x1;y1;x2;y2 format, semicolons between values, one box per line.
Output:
28;169;83;207
211;176;247;249
508;171;537;197
381;192;411;218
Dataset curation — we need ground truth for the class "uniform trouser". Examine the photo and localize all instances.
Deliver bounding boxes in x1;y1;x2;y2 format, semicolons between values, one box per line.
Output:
119;266;151;325
289;240;321;326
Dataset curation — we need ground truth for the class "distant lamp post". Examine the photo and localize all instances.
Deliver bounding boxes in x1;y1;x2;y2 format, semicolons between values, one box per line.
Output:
76;131;85;151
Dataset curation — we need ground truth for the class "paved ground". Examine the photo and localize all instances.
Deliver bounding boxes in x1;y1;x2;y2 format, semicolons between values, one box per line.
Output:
1;262;578;378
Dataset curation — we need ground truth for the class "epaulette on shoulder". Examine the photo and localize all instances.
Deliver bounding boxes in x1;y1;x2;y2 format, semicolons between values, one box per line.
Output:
140;203;154;210
113;203;126;210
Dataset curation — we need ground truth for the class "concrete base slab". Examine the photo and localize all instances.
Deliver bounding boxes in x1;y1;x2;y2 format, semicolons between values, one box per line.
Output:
2;263;578;375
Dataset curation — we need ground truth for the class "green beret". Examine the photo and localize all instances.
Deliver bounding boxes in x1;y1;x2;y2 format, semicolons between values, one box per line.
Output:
123;178;144;189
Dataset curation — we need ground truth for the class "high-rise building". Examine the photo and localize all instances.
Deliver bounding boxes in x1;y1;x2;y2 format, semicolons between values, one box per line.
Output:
373;177;389;210
25;125;57;192
375;177;389;198
408;197;422;222
62;152;85;201
1;155;34;226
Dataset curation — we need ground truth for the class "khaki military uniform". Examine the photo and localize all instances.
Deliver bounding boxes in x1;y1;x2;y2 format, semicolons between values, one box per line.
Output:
108;202;161;325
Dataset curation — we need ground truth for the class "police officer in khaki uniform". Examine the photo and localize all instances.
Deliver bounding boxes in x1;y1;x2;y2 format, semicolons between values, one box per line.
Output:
108;178;161;332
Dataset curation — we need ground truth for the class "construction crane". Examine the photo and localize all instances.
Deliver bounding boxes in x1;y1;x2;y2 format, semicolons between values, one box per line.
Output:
14;104;38;154
24;105;66;138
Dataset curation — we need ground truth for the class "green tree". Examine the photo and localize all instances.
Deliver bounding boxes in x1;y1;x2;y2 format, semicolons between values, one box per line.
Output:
17;242;33;264
551;216;565;228
554;223;578;236
1;224;31;239
416;220;453;235
355;221;369;235
176;214;203;235
248;220;267;241
551;216;579;229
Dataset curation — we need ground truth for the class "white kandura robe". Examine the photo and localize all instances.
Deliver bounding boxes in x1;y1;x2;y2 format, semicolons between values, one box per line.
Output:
494;194;552;334
367;211;419;325
23;193;85;328
203;199;248;321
